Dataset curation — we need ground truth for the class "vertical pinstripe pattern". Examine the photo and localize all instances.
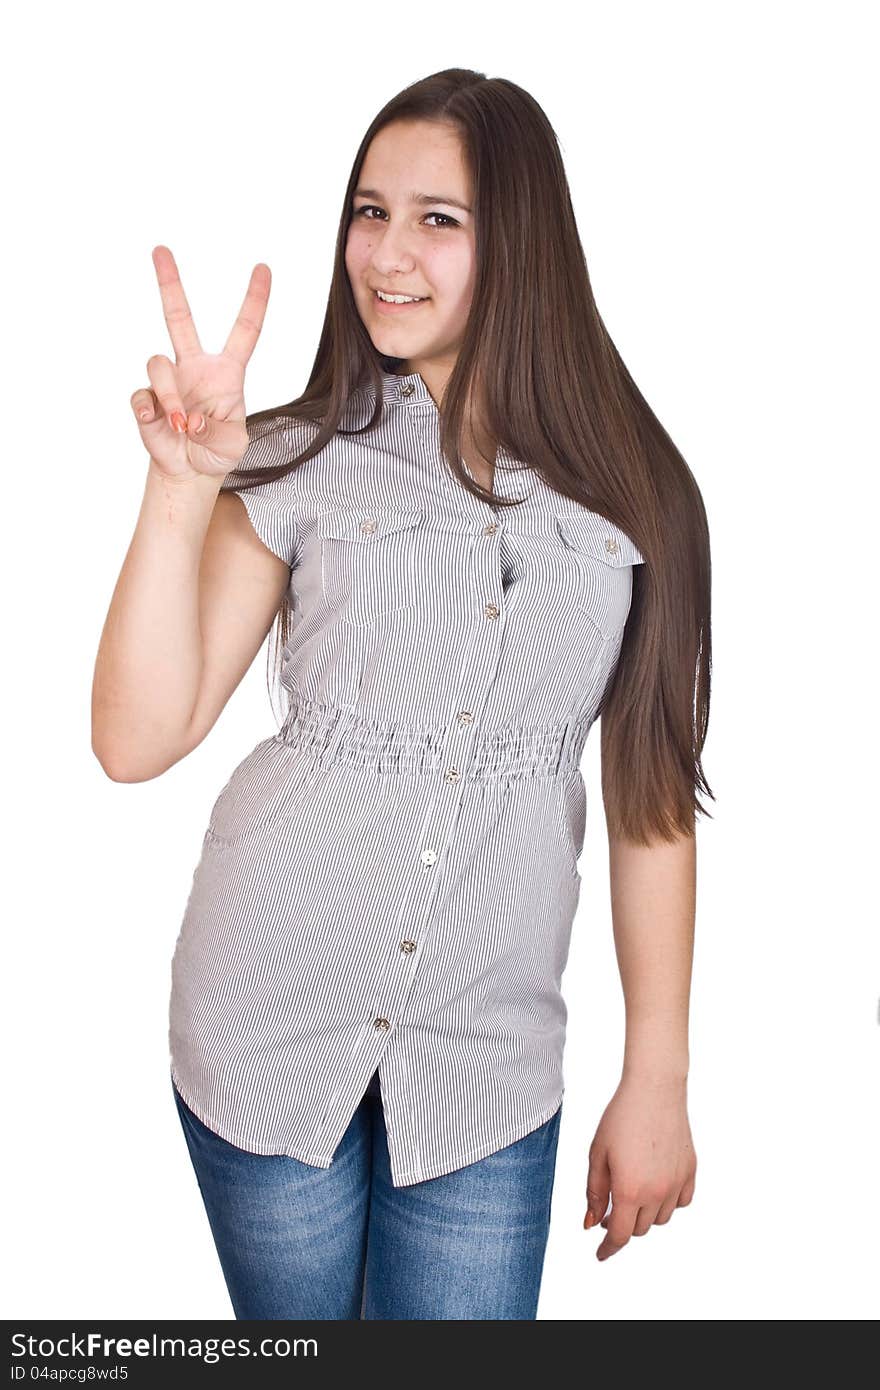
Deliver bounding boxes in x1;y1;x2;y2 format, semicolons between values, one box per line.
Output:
168;370;645;1188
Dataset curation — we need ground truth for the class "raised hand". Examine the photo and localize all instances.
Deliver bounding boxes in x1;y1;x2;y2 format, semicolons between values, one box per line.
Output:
131;245;272;481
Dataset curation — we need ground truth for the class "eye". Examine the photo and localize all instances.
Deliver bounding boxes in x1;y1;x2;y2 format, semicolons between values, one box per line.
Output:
352;205;459;228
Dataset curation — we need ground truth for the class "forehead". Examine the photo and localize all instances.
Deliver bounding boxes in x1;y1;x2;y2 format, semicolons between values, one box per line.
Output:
359;120;471;199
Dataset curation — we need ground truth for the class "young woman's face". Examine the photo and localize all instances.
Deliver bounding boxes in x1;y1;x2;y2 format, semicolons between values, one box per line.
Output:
345;119;476;376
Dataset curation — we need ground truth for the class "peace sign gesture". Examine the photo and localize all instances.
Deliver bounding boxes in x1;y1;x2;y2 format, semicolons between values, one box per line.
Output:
131;245;271;480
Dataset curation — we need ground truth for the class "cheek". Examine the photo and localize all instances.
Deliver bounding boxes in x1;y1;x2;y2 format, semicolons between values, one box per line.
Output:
429;246;475;314
344;228;371;278
439;278;475;328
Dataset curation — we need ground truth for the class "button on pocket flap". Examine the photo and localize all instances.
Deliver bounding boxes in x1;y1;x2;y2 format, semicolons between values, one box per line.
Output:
318;508;425;541
554;512;644;567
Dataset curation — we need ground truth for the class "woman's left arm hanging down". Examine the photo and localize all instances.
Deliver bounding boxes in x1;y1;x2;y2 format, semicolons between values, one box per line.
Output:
583;829;698;1260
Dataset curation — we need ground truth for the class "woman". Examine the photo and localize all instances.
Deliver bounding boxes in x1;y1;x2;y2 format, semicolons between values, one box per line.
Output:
92;67;710;1320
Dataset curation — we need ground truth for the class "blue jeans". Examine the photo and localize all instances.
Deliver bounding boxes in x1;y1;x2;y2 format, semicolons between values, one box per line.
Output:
171;1070;562;1320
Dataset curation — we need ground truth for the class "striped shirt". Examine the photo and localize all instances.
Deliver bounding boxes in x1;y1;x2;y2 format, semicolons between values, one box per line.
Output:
168;368;644;1188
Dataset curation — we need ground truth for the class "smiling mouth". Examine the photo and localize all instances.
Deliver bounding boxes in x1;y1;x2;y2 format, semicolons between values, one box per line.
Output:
373;289;430;306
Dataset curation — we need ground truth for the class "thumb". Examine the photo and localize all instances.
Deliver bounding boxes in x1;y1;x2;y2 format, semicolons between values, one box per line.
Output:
584;1148;611;1230
185;411;248;467
185;409;209;439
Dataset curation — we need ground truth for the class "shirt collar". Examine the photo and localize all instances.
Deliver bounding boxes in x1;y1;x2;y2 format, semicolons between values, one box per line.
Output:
379;369;436;408
375;369;534;503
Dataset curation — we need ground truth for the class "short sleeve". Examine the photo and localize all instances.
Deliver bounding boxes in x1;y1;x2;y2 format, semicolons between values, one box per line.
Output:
218;414;306;568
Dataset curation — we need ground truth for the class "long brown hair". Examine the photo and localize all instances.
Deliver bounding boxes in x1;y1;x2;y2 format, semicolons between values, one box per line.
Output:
226;67;713;846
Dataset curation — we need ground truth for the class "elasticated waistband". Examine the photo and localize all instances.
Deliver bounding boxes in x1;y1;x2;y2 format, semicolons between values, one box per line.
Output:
275;691;591;782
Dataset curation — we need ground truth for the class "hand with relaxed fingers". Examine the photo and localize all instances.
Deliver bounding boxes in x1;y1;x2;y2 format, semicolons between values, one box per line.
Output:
131;244;271;482
583;1074;697;1261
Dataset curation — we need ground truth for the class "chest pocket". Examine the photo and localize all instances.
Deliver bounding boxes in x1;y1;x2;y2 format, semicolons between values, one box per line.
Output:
317;507;425;625
554;512;644;639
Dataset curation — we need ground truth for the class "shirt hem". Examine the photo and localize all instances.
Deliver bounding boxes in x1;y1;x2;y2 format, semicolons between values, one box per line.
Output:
170;1064;563;1187
170;1064;335;1168
387;1092;565;1188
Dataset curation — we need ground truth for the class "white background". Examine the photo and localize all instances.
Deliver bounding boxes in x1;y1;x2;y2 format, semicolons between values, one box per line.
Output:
3;0;877;1321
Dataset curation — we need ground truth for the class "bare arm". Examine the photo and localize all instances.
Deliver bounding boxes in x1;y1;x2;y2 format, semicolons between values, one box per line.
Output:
582;814;698;1259
91;466;289;782
611;830;695;1084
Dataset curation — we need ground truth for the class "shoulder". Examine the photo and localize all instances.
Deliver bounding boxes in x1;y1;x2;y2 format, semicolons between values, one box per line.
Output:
219;412;322;499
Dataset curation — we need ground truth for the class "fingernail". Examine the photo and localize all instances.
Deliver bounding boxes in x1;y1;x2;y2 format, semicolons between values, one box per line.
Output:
192;413;206;434
171;411;187;433
137;408;151;421
584;1211;595;1229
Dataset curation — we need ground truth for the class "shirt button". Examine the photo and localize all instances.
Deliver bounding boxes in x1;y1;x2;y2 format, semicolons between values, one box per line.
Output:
360;517;379;534
605;537;619;555
484;602;500;619
482;521;498;536
373;1017;391;1031
420;848;438;865
457;710;474;725
400;939;416;954
444;767;460;783
400;382;416;397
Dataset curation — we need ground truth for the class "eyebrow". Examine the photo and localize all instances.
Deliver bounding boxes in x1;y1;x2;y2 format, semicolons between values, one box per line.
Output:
354;187;473;214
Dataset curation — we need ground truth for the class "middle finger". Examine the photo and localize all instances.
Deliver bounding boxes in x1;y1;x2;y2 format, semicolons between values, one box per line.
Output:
633;1203;662;1236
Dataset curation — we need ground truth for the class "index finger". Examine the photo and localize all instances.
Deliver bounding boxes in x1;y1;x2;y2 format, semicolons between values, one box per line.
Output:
151;245;203;359
222;262;272;368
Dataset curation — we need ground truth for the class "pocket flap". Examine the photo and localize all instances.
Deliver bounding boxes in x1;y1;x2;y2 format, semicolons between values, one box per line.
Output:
554;512;644;567
318;508;425;541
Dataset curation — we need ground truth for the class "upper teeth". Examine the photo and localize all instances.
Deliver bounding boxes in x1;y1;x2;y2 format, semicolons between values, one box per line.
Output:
376;290;425;303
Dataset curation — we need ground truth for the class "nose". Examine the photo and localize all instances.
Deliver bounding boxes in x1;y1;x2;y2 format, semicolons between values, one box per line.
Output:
369;223;418;277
